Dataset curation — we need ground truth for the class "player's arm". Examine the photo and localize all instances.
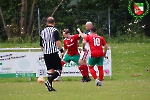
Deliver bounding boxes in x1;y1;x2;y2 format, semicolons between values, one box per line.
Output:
103;44;108;56
63;40;67;54
102;37;108;56
61;40;68;58
82;36;88;51
77;28;87;38
53;30;64;53
63;48;67;54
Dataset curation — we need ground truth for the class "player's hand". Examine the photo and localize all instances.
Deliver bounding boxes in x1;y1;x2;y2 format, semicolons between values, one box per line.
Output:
40;46;43;51
61;52;64;59
77;28;81;33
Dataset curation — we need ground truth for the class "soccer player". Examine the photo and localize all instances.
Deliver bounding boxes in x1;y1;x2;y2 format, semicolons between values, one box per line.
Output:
77;22;93;82
61;28;90;82
82;26;108;86
40;17;64;91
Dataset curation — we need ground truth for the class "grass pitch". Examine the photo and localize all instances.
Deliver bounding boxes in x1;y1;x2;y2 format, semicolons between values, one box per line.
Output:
0;43;150;100
0;78;150;100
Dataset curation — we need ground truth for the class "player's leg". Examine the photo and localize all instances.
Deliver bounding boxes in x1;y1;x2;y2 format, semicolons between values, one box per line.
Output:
84;51;91;81
72;54;88;82
54;60;65;81
45;53;62;91
54;54;70;81
44;54;55;91
78;51;91;82
54;52;66;81
49;53;62;90
88;57;97;79
97;57;104;86
88;57;101;86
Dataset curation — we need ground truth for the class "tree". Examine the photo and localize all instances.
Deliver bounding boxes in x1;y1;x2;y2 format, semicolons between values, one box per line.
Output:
20;0;27;36
27;0;36;35
0;0;149;42
0;6;10;38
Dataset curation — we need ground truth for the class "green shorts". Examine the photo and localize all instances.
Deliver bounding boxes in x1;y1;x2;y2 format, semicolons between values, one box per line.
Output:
63;54;80;65
88;57;104;66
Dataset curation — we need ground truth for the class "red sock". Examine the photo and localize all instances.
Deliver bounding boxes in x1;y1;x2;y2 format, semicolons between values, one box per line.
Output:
61;60;65;67
78;65;86;76
98;66;103;81
89;66;97;80
84;65;89;77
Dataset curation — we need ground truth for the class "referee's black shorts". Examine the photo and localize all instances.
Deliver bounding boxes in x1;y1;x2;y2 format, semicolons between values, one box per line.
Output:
44;52;62;71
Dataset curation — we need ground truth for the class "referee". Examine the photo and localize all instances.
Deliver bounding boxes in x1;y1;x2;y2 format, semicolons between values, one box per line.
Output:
40;17;64;91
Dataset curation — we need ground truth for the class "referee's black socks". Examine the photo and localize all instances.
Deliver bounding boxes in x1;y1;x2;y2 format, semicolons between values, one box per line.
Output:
48;71;59;83
47;73;53;86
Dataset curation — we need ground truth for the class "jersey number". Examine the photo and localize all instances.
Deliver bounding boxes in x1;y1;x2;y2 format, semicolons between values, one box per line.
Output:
93;37;100;46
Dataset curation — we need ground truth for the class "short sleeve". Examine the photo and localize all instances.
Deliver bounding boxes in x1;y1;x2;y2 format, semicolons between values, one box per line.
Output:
53;30;60;42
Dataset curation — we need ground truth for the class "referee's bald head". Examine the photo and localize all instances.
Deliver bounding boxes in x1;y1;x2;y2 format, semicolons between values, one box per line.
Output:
46;17;55;24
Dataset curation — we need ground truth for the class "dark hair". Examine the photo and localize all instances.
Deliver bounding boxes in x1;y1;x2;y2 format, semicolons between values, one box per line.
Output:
62;29;70;34
90;26;97;32
46;17;55;24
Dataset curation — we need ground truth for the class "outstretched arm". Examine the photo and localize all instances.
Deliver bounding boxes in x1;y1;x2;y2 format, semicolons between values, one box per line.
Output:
82;40;87;51
77;28;87;38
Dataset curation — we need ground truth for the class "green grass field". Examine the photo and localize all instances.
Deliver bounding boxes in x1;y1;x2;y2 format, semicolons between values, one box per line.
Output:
0;43;150;100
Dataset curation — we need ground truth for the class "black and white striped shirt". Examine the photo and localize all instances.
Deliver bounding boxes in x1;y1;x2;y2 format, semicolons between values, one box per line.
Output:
40;26;60;54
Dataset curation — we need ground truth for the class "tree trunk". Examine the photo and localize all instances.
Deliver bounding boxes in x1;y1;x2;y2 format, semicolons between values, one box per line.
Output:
51;0;64;17
0;6;11;39
27;0;36;34
20;0;27;35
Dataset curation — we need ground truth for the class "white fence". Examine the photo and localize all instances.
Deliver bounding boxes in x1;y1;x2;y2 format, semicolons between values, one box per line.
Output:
0;48;112;78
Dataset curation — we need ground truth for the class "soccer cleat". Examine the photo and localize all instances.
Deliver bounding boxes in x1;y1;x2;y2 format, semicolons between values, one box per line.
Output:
95;79;102;86
54;76;61;82
97;81;102;86
45;80;56;91
50;87;56;91
86;77;91;82
96;81;100;86
99;82;103;86
81;76;91;82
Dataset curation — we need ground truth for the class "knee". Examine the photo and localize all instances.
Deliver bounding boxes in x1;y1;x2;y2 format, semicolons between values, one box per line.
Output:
47;69;54;73
78;59;86;65
78;59;82;65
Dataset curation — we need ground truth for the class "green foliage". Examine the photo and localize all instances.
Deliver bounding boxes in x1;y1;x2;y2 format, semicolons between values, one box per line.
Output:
3;34;40;44
0;0;150;42
6;37;23;44
0;33;150;46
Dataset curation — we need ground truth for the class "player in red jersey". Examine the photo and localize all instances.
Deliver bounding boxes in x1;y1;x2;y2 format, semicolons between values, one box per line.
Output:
56;28;91;82
82;26;108;86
